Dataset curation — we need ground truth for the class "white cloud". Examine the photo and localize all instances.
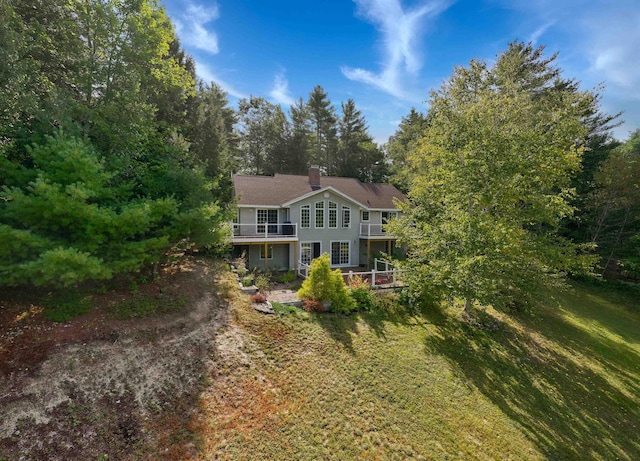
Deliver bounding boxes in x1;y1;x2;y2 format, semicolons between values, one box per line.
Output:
584;10;640;97
498;0;640;138
195;60;248;99
342;0;452;100
173;2;220;55
527;21;555;45
269;71;296;106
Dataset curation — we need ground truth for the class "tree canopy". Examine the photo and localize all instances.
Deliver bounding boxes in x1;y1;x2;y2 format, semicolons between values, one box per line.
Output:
0;0;232;287
390;42;601;311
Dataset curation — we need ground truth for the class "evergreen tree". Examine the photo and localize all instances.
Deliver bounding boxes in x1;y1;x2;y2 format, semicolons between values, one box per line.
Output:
237;97;290;175
285;98;312;174
306;85;338;174
188;81;238;178
337;99;386;182
386;108;430;192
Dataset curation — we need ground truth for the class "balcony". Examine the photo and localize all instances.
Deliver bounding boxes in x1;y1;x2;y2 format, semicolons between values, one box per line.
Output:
359;223;396;239
232;222;298;243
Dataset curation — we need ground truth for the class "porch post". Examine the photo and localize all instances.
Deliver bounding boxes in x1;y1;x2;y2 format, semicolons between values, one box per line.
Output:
264;242;268;270
367;239;371;270
294;243;298;272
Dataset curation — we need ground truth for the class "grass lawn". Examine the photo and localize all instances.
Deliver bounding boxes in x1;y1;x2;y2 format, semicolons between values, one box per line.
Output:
193;282;640;460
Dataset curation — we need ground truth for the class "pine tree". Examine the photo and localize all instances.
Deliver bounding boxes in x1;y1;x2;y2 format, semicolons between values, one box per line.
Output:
306;85;338;174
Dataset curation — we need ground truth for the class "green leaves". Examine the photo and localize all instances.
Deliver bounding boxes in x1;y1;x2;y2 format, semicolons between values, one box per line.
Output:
393;42;598;311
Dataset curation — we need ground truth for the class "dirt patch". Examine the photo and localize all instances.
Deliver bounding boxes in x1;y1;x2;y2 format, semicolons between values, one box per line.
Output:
0;256;233;460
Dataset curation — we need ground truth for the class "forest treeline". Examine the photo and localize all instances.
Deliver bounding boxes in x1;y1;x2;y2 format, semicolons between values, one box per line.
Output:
0;0;638;290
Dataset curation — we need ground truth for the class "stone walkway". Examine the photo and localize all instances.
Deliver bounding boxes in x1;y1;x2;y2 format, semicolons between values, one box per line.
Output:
265;289;301;305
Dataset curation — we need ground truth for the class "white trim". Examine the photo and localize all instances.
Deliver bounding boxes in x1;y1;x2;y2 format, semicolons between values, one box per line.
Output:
238;204;281;209
281;186;368;209
367;208;401;212
330;240;351;267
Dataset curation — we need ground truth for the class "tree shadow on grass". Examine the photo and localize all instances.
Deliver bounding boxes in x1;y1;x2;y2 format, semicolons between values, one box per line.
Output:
422;298;640;460
312;299;435;354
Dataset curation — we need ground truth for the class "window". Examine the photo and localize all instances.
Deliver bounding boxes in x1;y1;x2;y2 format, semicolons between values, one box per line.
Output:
257;209;278;234
301;205;310;228
382;211;397;223
328;201;337;228
300;242;320;265
361;211;369;221
315;201;324;228
331;241;350;266
260;244;273;259
342;206;351;228
300;242;312;265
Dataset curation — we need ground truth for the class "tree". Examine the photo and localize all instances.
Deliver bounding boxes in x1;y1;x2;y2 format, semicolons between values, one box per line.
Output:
188;81;238;178
336;98;386;182
306;85;338;173
285;98;312;174
590;130;640;277
0;132;226;287
391;43;598;313
237;97;290;175
0;0;231;287
386;108;430;192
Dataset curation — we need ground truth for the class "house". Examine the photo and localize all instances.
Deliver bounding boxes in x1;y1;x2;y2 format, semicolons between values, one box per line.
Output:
231;166;406;271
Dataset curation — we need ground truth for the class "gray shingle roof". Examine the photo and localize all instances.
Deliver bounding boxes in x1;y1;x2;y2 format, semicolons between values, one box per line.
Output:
233;173;405;209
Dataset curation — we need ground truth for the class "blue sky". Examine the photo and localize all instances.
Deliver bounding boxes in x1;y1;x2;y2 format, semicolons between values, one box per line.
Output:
162;0;640;144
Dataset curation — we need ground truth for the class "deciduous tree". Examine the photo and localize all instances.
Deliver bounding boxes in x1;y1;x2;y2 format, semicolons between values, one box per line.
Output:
391;44;598;312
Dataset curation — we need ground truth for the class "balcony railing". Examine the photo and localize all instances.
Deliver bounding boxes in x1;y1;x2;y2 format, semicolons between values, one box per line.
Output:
360;223;394;237
232;222;298;240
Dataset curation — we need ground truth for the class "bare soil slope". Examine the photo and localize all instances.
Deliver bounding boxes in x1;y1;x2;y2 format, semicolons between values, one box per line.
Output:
0;257;233;460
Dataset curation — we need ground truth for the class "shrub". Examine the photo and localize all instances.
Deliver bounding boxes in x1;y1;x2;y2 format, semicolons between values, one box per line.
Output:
44;290;91;322
250;293;267;303
302;299;326;312
242;275;254;287
349;276;375;311
254;271;272;293
298;254;356;313
278;270;297;283
234;251;248;277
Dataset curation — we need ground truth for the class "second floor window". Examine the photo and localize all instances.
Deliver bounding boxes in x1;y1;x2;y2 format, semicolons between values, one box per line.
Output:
315;201;324;228
342;206;351;228
301;205;310;228
329;202;337;228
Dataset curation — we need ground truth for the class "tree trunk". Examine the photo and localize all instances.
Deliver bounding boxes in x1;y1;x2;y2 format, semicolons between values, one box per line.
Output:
463;297;472;314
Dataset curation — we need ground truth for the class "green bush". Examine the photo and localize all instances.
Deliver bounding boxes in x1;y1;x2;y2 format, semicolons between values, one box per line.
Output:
44;290;92;323
242;275;254;287
254;271;272;293
348;276;375;311
278;270;297;283
298;254;355;313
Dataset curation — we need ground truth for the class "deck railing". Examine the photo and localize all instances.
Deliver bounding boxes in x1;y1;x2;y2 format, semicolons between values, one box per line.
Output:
232;222;298;239
296;258;405;289
359;223;393;237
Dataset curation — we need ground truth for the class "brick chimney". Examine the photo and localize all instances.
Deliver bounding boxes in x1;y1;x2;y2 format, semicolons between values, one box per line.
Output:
309;165;321;190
